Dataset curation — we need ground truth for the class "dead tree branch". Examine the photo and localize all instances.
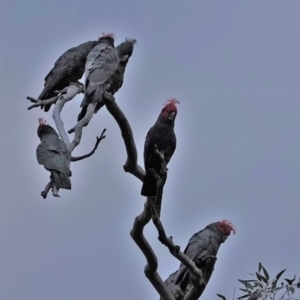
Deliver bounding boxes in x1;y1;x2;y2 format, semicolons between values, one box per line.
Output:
130;197;175;300
152;215;203;284
28;83;106;198
103;96;207;299
71;129;106;162
27;94;60;110
51;83;84;150
102;91;145;181
152;213;211;300
69;102;97;152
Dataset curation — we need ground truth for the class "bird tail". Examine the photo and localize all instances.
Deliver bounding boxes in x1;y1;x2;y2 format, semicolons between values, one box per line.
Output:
141;170;157;197
77;105;87;121
38;87;57;112
174;267;190;291
52;171;72;190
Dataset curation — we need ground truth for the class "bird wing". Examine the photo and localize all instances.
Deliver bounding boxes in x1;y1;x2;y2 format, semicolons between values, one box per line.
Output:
144;127;154;168
40;59;80;96
81;44;119;105
36;138;71;175
174;231;211;285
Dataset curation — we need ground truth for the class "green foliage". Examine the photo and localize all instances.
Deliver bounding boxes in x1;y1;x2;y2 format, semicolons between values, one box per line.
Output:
217;263;300;300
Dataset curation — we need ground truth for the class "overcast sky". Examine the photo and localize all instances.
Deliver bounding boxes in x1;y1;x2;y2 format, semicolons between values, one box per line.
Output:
0;1;299;300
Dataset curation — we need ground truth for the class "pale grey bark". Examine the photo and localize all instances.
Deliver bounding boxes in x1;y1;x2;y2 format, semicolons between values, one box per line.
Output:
28;81;217;300
27;82;104;198
100;95;208;300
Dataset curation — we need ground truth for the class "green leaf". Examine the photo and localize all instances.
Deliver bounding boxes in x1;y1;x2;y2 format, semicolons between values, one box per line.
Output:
249;290;262;300
258;262;262;272
239;288;248;292
238;279;257;283
237;294;249;299
271;279;278;289
285;275;296;285
256;272;268;284
216;294;227;300
253;282;263;288
275;269;286;280
261;265;269;280
289;286;295;294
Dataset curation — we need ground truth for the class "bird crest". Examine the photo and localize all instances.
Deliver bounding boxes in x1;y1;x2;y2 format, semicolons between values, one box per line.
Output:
125;38;137;45
99;33;115;41
38;118;47;126
219;220;235;235
162;98;180;112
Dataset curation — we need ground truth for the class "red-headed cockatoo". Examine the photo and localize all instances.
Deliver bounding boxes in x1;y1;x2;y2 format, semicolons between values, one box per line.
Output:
79;33;119;114
77;38;137;121
173;220;235;292
36;118;72;194
141;98;179;198
38;40;99;111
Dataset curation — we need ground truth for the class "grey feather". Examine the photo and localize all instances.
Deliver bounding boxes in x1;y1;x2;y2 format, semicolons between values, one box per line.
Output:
174;222;227;290
80;39;119;108
38;40;98;112
77;38;136;121
37;124;72;190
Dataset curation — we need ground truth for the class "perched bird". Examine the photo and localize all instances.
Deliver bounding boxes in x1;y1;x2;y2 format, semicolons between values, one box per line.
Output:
79;33;119;116
77;38;137;121
161;271;185;300
38;40;100;111
174;220;235;292
141;98;179;198
36;118;72;192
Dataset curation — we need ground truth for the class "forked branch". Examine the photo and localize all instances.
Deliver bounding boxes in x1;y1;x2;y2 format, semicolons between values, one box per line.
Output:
103;97;206;299
71;129;106;162
27;83;104;198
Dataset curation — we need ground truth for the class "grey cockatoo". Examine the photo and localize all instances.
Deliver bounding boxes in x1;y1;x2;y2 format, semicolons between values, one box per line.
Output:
77;38;137;121
38;40;99;112
173;220;235;292
141;98;179;198
79;33;119;114
36;118;72;194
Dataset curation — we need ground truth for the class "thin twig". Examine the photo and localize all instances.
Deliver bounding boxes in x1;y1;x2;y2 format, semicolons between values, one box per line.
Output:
27;95;60;110
71;129;106;162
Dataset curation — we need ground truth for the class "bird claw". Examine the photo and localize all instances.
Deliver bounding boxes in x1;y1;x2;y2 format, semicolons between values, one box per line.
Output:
41;191;47;199
52;191;61;197
154;144;168;175
52;185;60;197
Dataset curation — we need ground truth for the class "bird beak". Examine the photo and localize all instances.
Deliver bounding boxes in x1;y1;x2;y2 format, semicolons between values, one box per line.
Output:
169;111;176;120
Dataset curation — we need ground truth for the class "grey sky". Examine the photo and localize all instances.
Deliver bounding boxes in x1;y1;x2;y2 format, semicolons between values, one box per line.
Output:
0;1;299;300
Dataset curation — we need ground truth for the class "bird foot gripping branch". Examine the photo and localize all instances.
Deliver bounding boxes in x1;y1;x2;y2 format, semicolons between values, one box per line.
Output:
154;144;168;175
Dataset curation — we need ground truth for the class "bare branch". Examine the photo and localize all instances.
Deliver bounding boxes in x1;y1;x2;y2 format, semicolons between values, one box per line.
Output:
130;197;175;300
102;91;145;181
68;102;97;152
71;129;106;162
27;95;60;110
152;215;204;285
52;83;84;150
